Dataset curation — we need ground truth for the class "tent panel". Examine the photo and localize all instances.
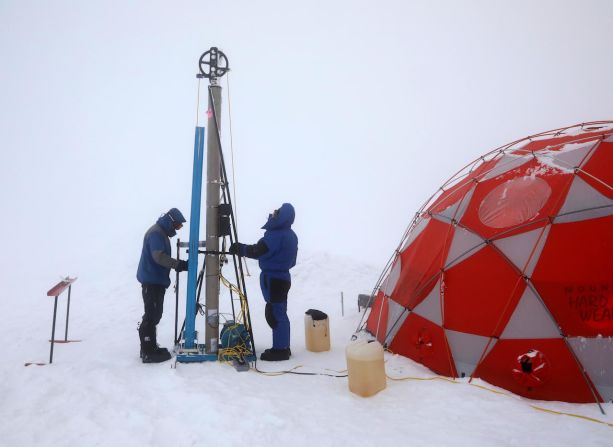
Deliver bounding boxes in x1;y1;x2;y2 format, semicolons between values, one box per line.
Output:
384;299;409;346
579;141;613;199
482;153;531;181
443;225;486;270
412;279;442;325
500;285;561;339
554;175;613;224
542;139;599;171
445;329;494;378
365;291;387;343
400;216;429;253
393;219;451;308
568;336;613;402
381;257;402;296
389;312;457;377
444;245;525;337
492;226;549;276
474;339;600;403
532;216;613;337
510;128;610;156
433;185;476;223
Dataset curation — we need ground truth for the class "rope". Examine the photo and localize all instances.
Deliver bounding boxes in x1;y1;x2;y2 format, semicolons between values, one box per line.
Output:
219;273;250;332
226;73;238;217
225;73;250;277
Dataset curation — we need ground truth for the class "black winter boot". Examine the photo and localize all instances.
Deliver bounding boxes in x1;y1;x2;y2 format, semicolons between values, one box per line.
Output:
263;347;291;356
139;322;171;363
260;348;291;361
142;349;172;363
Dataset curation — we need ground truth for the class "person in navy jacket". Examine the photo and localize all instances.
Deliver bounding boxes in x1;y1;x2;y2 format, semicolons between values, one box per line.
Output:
230;203;298;361
137;208;188;363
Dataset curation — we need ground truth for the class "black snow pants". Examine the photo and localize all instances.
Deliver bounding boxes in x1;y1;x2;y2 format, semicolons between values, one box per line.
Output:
138;284;166;351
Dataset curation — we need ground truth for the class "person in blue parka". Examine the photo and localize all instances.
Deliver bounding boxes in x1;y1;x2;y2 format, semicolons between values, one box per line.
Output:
137;208;189;363
229;203;298;361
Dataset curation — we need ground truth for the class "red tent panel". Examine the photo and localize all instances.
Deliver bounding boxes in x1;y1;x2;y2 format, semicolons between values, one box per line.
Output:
474;338;601;403
532;216;613;337
444;245;526;337
389;312;457;377
366;290;388;343
579;140;613;199
393;218;451;309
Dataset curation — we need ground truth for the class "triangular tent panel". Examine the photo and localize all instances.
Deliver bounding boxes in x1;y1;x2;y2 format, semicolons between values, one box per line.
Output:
412;279;442;325
445;329;494;378
381;258;401;296
482;153;531;181
431;185;476;224
492;225;550;276
567;337;613;402
388;312;456;377
554;175;613;224
500;286;561;339
443;225;486;270
384;298;409;346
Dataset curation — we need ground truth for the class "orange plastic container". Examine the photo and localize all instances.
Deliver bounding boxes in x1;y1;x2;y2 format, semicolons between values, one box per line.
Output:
305;309;330;352
346;339;386;397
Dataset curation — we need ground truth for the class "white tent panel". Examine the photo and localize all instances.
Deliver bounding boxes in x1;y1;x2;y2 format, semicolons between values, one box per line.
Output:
412;279;442;325
482;154;531;181
493;225;550;276
555;176;613;224
445;329;495;378
400;216;429;252
444;226;486;269
435;185;476;223
384;299;409;346
546;140;599;170
500;285;561;339
567;337;613;402
381;258;402;296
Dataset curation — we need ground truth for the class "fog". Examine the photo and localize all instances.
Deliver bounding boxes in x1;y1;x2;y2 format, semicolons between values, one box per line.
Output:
1;1;612;293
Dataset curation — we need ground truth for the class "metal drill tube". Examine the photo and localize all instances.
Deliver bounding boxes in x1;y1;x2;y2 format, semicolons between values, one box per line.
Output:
204;83;222;354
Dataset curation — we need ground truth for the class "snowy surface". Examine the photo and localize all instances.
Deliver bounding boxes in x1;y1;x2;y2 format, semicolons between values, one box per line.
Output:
1;251;611;447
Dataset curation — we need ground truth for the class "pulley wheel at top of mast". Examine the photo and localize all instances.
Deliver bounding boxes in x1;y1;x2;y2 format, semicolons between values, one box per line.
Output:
198;47;230;80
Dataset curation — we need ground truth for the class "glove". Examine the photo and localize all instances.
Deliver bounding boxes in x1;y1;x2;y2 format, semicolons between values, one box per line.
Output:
228;242;243;256
177;260;189;272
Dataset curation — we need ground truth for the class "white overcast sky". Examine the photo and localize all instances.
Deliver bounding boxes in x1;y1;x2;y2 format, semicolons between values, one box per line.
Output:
1;1;612;290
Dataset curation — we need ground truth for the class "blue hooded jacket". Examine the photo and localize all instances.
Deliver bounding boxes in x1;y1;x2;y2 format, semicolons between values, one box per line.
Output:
136;208;186;287
248;203;298;281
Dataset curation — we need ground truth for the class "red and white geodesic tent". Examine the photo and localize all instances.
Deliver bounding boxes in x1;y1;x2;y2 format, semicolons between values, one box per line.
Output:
365;121;613;403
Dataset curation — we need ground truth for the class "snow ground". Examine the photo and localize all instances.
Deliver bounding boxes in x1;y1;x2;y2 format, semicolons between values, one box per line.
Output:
1;251;611;447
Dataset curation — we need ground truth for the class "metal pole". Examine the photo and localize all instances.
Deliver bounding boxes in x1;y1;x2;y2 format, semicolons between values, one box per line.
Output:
205;83;222;354
174;238;180;345
209;87;256;355
50;296;58;364
184;126;205;349
64;285;72;341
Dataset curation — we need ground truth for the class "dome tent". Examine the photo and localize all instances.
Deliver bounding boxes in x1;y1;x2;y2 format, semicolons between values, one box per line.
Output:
365;122;613;403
